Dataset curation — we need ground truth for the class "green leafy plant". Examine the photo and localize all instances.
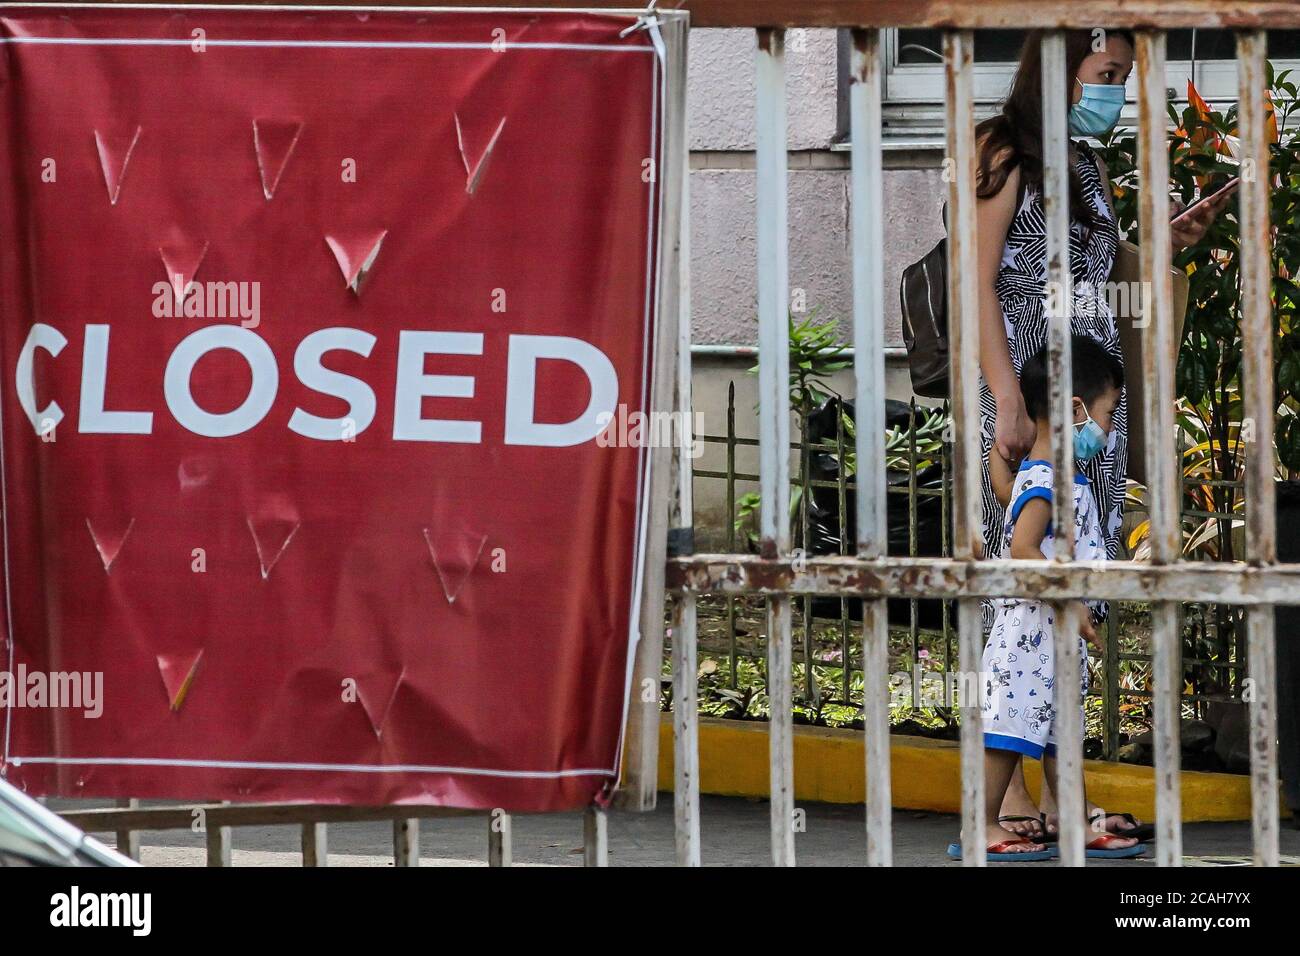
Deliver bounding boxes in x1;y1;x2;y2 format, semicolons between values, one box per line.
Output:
782;308;854;411
1099;66;1300;569
733;490;762;550
733;309;852;550
1100;75;1300;718
883;404;948;474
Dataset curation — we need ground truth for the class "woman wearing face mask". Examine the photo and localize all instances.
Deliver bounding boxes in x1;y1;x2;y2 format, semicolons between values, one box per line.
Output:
973;29;1225;843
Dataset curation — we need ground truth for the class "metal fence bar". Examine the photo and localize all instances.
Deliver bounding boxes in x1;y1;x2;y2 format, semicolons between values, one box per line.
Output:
671;592;701;865
726;383;739;689
114;797;141;863
1245;609;1280;861
802;428;816;704
942;435;954;702
1136;29;1184;866
488;812;512;867
1039;29;1086;868
151;2;1300;31
207;823;232;867
584;806;609;867
69;803;523;867
872;3;1287;29
393;818;418;867
302;822;327;867
754;27;790;868
942;28;984;868
836;411;853;704
668;555;1300;605
1104;611;1121;759
754;23;792;573
616;8;689;814
1040;29;1075;568
1237;27;1280;868
666;11;701;870
849;25;891;867
756;24;795;867
908;406;921;670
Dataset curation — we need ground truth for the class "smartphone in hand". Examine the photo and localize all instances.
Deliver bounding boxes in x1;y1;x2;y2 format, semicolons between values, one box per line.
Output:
1171;177;1240;224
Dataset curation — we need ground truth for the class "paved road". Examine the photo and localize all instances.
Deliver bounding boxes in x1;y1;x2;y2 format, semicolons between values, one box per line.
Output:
53;795;1300;866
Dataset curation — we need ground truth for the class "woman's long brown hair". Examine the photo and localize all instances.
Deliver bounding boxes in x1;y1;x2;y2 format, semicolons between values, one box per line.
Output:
975;29;1134;225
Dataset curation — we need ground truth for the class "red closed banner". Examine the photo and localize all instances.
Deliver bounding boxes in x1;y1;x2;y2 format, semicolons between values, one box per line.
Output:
0;7;662;810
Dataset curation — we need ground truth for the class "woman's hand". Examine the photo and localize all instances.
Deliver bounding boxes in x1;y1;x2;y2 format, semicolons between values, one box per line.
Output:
994;393;1037;464
988;445;1017;509
1170;190;1231;251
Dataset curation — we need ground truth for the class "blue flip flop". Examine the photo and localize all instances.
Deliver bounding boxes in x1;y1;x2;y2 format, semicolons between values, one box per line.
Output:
946;840;1056;862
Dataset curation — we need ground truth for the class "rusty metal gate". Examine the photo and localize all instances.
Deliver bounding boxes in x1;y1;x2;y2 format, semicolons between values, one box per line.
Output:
30;1;1296;868
614;0;1299;868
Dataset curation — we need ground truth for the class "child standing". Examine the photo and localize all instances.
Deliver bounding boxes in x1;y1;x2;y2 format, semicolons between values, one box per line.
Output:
953;336;1141;861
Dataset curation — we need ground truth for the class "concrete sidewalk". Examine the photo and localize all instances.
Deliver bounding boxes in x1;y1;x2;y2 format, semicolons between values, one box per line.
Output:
58;795;1300;866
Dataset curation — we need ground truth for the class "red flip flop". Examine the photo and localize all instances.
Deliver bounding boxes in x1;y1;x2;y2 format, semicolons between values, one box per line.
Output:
947;838;1055;862
1084;832;1146;859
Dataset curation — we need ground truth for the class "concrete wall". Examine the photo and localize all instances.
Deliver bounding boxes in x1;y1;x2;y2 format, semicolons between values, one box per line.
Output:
689;356;919;547
689;28;839;152
687;28;946;349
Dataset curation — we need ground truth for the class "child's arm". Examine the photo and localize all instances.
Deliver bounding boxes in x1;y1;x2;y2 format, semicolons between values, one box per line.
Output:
1007;497;1050;560
1077;604;1102;651
988;446;1017;509
1011;503;1103;648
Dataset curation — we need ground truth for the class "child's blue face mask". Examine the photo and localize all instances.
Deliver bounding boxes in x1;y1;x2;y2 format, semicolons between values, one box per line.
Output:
1073;402;1108;461
1068;78;1126;136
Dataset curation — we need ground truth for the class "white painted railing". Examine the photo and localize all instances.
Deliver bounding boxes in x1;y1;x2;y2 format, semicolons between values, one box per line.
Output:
663;4;1290;869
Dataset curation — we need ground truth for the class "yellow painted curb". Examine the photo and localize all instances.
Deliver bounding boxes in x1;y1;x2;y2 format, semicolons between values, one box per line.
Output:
656;715;1265;822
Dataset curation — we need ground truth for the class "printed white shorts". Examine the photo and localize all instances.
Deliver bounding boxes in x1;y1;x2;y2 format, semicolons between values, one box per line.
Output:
980;599;1088;759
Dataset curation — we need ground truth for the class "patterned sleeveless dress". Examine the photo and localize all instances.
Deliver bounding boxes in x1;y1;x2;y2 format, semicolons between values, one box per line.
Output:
978;140;1125;629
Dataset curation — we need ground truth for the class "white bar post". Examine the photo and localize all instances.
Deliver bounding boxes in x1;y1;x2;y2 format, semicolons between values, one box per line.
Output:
393;818;419;867
1237;28;1280;868
756;25;795;868
665;12;700;869
584;806;609;867
488;810;513;867
616;10;688;816
1040;30;1085;868
943;28;985;868
114;798;140;863
850;26;891;867
301;822;327;867
1136;29;1183;867
206;821;232;868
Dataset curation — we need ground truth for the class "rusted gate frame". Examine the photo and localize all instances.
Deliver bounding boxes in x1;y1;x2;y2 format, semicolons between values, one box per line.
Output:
25;0;1292;867
81;1;1300;31
60;801;612;867
654;11;1288;868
